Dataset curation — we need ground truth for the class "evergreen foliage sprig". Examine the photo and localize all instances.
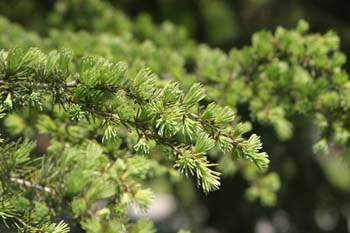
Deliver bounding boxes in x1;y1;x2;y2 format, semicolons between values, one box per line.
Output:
0;47;269;178
0;1;349;232
0;47;268;232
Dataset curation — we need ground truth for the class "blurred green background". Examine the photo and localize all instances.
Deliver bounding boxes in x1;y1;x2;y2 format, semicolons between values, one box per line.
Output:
0;0;349;232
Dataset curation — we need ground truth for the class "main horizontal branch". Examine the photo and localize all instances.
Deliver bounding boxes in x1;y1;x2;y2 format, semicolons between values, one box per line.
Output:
0;47;269;193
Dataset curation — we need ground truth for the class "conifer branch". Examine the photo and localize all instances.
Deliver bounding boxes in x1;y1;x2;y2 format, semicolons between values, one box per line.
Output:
1;8;348;232
9;177;56;195
0;47;269;193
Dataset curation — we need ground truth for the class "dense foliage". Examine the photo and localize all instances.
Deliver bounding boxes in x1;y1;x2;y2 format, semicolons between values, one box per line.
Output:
0;0;349;232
